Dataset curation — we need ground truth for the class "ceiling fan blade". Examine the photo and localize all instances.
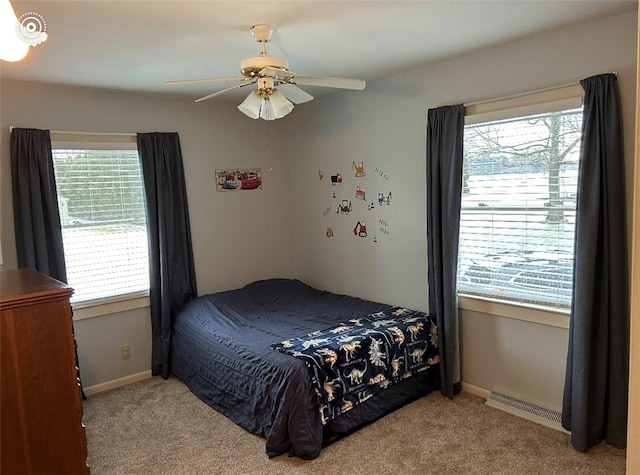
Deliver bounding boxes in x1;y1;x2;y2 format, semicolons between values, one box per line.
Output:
195;82;254;103
290;76;366;91
259;67;295;80
165;77;249;86
277;83;314;104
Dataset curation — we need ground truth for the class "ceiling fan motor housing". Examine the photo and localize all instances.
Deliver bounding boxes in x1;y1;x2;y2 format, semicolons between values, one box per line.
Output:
240;56;288;77
241;24;289;77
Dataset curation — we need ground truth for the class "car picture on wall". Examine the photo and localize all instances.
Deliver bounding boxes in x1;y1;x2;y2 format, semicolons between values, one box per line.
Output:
215;168;262;192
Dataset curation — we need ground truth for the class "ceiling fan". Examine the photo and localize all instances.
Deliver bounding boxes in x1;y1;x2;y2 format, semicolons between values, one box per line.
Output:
165;24;366;120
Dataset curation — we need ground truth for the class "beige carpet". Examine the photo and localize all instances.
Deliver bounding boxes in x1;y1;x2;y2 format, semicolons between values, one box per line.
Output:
82;377;625;474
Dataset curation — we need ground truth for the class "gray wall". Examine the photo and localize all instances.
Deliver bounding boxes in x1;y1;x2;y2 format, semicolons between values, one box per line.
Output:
0;82;295;387
286;11;637;410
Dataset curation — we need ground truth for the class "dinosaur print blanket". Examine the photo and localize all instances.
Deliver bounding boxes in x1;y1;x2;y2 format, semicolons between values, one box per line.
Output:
271;307;439;425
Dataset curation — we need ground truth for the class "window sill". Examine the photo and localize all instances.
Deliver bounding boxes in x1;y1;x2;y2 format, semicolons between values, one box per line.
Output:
458;294;569;329
72;293;150;320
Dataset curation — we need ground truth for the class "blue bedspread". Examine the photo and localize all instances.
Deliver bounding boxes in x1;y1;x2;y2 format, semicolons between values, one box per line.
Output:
171;279;439;460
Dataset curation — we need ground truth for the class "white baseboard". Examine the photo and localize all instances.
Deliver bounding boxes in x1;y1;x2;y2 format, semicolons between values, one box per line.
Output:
461;382;491;399
83;370;152;396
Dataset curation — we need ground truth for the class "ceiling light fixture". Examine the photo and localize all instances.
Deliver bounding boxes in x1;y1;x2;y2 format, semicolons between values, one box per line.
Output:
237;76;294;121
0;0;28;61
0;0;47;62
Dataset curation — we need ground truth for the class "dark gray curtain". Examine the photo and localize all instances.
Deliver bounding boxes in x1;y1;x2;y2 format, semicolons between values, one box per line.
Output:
562;73;629;451
10;127;87;401
10;128;67;282
426;104;465;398
137;132;197;379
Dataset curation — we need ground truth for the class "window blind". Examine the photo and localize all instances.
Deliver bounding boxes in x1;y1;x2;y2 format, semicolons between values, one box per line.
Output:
52;147;149;305
458;107;582;308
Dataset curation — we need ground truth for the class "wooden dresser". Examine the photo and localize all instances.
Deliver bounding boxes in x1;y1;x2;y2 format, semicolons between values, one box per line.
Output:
1;268;89;474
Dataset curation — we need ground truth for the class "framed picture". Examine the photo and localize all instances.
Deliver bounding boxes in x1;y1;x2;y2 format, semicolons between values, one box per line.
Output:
215;168;262;192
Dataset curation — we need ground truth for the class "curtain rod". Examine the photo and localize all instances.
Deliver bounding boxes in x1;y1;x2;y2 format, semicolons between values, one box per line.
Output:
463;72;617;108
9;126;136;137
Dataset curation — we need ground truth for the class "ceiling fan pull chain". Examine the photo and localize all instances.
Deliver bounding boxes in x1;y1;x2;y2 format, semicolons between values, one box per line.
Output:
266;122;273;172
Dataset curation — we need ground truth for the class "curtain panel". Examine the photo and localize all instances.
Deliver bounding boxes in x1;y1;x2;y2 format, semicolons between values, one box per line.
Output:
10;127;88;400
562;73;630;451
137;132;198;379
10;128;67;283
426;104;465;398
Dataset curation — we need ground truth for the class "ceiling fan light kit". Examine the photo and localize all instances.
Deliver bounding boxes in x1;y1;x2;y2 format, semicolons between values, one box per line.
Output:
238;89;294;121
166;24;366;120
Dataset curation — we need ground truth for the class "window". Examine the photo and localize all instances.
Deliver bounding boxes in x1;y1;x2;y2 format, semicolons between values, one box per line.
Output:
51;135;149;305
458;90;583;309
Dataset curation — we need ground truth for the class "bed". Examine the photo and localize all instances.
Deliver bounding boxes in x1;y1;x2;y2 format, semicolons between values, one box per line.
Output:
171;278;440;460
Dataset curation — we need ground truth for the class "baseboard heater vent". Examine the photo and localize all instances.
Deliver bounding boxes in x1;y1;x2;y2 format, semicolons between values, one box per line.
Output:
486;389;568;433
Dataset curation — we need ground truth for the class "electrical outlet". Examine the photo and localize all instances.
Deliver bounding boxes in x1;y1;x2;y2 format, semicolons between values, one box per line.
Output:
120;344;131;360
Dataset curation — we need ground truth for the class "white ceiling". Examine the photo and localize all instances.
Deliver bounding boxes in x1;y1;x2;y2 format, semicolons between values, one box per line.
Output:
1;1;636;102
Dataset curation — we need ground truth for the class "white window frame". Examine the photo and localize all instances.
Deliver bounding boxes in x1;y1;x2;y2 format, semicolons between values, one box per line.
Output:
72;295;150;320
459;84;584;328
51;132;150;319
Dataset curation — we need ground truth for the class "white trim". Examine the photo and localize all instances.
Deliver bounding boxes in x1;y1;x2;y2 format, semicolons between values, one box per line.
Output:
10;128;137;148
50;131;136;142
83;370;152;396
73;295;150;320
464;81;581;108
458;294;570;329
50;130;137;150
9;127;135;137
461;382;490;399
464;83;584;125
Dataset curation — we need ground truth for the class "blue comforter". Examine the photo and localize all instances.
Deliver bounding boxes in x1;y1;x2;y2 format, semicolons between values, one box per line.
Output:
171;279;439;459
